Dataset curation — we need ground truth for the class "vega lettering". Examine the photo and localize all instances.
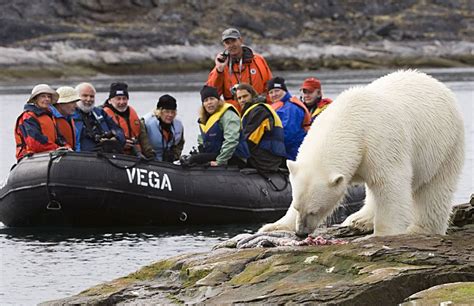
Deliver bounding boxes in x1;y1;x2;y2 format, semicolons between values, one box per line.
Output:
126;167;172;191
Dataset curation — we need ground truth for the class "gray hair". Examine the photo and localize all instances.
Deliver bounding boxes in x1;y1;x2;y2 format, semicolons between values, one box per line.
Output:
75;82;96;94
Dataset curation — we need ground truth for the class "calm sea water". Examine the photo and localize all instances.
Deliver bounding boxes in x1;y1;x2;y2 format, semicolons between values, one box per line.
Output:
0;68;473;305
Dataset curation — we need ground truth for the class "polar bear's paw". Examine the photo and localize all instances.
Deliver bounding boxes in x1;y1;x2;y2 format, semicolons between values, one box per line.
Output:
341;210;374;232
258;222;295;233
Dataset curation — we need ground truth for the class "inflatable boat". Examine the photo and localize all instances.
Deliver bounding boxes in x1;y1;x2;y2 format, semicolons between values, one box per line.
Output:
0;151;365;227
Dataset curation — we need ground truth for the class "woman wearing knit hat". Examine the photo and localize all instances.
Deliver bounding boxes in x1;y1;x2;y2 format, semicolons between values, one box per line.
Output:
142;94;185;162
14;84;68;160
190;85;249;167
268;76;311;162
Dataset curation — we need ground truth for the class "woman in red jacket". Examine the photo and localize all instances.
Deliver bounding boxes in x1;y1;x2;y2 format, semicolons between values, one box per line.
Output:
14;84;66;160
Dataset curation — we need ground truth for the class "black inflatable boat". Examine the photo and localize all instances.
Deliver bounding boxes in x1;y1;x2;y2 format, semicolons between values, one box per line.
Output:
0;151;365;227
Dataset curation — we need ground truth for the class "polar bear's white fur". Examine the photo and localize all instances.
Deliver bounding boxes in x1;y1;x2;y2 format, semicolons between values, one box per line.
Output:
259;70;465;236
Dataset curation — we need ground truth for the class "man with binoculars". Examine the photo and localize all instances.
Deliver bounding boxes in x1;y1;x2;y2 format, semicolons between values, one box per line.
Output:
207;28;273;113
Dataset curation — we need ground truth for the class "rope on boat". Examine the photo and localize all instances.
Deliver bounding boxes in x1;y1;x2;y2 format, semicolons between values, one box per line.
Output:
45;149;68;210
98;152;144;170
256;169;289;192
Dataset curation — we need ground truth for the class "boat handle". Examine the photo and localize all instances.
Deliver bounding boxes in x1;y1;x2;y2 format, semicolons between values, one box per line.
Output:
46;200;62;210
179;212;188;222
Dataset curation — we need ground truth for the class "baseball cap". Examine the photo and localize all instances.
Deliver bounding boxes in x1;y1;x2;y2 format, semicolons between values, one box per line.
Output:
300;78;321;92
222;28;241;42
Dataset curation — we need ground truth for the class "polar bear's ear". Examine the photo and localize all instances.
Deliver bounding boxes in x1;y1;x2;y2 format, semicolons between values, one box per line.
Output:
287;160;297;175
329;174;344;187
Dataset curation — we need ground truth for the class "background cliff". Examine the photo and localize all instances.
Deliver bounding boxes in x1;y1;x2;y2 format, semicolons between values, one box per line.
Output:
1;0;473;79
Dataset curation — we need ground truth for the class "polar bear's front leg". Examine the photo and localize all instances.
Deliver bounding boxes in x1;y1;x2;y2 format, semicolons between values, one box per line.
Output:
341;185;375;231
371;176;414;236
258;204;298;233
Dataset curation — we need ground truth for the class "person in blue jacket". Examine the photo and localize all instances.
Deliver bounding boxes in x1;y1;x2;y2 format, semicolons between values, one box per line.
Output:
73;82;125;153
268;77;311;161
143;94;185;162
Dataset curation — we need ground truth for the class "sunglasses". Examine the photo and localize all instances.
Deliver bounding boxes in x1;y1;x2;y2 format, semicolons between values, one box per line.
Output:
300;89;315;94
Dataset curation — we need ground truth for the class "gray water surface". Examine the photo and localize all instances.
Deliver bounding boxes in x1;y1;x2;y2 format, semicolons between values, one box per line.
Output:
0;68;473;305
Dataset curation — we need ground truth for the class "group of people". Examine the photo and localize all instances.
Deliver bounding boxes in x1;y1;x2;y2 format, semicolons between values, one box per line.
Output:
14;27;333;172
15;82;184;163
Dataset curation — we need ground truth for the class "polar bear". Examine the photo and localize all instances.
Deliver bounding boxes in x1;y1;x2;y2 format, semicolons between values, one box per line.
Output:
259;70;464;236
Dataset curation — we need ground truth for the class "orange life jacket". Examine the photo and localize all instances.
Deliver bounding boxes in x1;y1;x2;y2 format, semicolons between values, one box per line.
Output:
103;105;141;153
15;109;60;160
272;96;312;132
55;117;76;149
207;51;273;114
310;98;333;122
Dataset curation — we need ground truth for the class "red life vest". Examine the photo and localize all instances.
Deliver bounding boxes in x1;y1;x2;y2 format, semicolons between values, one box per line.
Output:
103;105;141;153
15;109;60;160
310;98;333;122
55;117;76;149
207;51;273;114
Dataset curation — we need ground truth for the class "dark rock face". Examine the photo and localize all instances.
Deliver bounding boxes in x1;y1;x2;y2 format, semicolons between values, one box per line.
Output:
0;0;472;79
1;0;472;50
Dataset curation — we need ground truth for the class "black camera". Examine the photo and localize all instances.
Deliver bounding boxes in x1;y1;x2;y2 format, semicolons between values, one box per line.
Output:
94;131;116;143
217;50;229;63
163;149;175;162
254;95;267;104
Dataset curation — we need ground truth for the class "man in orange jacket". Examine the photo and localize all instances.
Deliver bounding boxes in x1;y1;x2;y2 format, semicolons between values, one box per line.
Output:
207;28;273;113
50;86;79;149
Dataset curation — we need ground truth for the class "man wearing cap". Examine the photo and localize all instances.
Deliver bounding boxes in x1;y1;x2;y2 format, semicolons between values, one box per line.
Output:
14;84;68;160
207;27;273;113
50;86;79;149
103;82;154;158
73;82;125;153
268;77;311;161
142;94;185;162
235;83;286;172
300;77;333;124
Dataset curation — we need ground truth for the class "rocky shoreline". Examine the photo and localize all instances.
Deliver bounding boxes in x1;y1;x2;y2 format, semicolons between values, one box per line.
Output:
1;40;473;81
1;0;473;80
42;201;474;305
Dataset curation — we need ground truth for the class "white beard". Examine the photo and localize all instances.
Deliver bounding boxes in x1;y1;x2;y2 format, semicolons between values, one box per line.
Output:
77;100;94;113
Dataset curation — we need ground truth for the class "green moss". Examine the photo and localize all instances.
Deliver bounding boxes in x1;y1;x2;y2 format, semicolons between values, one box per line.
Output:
126;259;176;281
79;259;176;297
230;261;272;285
166;293;185;304
407;282;474;304
179;266;212;287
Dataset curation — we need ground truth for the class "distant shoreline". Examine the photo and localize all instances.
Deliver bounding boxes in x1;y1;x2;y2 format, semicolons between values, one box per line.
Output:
1;40;473;81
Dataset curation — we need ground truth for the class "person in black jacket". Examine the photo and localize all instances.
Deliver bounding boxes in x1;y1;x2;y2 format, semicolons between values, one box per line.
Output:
234;83;286;172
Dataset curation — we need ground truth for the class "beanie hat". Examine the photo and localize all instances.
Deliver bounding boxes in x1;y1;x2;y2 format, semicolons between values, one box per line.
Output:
300;77;321;92
157;94;177;110
200;85;219;102
108;82;129;99
267;77;288;92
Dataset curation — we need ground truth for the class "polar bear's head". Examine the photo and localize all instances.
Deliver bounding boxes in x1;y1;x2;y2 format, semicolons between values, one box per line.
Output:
287;160;348;236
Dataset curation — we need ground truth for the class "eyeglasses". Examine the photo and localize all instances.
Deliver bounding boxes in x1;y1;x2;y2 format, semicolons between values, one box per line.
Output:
300;89;315;94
